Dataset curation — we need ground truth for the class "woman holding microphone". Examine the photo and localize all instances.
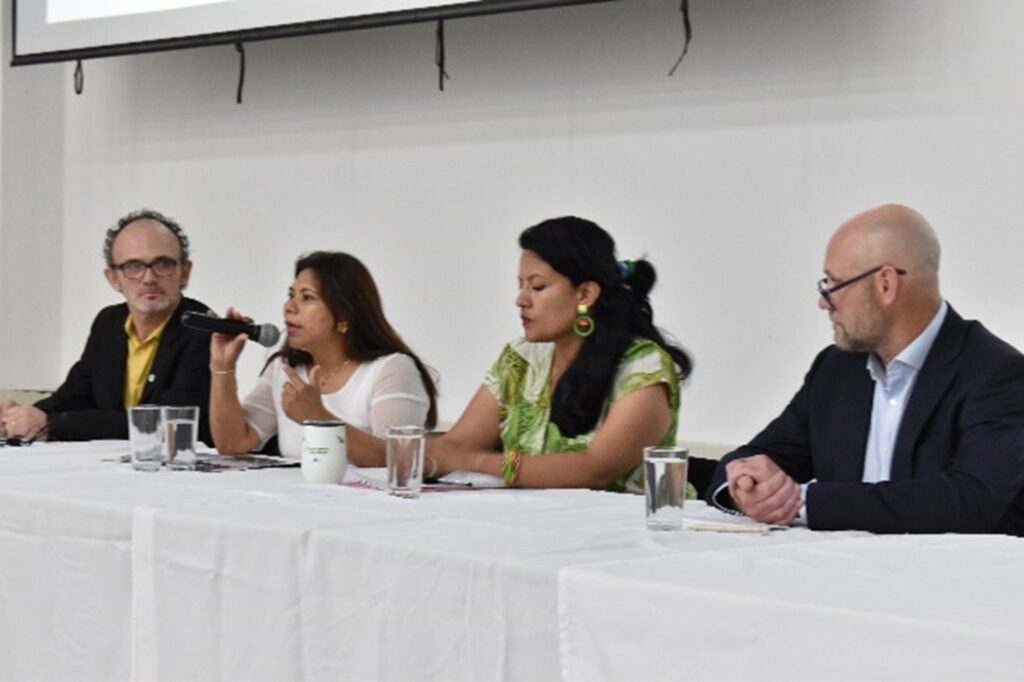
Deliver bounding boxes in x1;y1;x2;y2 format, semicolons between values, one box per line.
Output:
208;251;437;464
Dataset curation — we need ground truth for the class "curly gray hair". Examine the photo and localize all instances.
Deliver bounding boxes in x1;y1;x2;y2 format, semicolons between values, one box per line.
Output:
103;208;190;266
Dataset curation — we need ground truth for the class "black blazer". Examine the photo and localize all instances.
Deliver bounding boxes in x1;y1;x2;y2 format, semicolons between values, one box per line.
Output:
707;306;1024;535
35;297;212;443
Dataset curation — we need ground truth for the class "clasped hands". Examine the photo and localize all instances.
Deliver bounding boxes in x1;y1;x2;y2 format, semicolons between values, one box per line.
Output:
0;401;48;441
725;454;803;526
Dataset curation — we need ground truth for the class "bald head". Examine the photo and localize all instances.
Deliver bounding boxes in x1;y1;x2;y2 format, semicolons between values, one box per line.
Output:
829;204;941;282
822;204;943;363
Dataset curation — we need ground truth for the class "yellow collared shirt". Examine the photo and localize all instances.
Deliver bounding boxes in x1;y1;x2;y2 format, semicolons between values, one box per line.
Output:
123;314;172;408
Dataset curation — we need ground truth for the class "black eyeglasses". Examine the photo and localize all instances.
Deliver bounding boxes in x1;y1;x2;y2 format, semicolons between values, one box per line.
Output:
111;257;182;279
817;265;906;310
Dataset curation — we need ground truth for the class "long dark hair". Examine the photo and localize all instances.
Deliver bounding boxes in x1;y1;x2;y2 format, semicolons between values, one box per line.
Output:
269;251;438;428
519;217;691;437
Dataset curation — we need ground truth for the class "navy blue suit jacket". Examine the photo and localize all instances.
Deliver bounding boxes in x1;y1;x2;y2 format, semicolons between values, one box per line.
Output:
34;296;212;443
708;306;1024;534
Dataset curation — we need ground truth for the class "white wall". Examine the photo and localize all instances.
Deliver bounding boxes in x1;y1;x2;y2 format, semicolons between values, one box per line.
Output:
3;0;1024;446
0;0;65;392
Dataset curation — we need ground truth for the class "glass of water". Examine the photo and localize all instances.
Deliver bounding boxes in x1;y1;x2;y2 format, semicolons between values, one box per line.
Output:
162;405;199;471
386;425;426;498
644;446;689;530
128;405;164;472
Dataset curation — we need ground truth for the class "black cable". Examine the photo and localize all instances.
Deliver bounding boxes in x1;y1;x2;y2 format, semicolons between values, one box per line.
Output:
74;59;84;94
435;20;450;91
668;0;692;76
235;42;246;103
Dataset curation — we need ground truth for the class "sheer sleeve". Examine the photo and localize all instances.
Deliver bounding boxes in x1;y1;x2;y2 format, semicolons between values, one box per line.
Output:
241;360;279;448
368;355;430;436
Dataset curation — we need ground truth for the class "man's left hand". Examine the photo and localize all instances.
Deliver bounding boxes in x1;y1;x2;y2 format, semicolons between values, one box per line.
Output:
3;405;49;440
726;454;802;525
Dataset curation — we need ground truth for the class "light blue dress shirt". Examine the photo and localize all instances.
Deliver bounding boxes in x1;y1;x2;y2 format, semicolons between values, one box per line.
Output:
798;301;948;522
861;300;948;483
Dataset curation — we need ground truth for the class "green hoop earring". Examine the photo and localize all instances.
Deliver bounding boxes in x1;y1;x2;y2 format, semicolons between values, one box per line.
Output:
573;304;595;337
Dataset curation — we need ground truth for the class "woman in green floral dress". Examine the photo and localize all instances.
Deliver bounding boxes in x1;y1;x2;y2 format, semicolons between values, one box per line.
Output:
426;216;692;491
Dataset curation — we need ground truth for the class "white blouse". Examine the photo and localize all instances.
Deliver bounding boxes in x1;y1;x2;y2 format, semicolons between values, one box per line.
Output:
241;353;431;458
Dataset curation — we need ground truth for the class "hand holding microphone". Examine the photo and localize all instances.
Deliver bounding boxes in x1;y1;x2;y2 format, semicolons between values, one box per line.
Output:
182;309;281;348
183;309;281;376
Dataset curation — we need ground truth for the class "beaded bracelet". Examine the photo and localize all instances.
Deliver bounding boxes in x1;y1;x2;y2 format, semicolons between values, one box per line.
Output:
210;366;235;376
502;450;522;486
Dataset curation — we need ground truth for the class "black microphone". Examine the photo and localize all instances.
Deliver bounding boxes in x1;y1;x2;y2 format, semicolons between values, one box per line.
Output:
181;311;281;348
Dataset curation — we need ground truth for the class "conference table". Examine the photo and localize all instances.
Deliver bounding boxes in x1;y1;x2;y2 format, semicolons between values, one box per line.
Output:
0;442;1022;681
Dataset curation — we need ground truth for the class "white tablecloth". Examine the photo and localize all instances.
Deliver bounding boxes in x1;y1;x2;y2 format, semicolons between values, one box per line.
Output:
559;534;1024;681
0;442;1022;681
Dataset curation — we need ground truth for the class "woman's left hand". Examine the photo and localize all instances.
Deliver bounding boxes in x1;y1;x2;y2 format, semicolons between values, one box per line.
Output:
282;365;334;424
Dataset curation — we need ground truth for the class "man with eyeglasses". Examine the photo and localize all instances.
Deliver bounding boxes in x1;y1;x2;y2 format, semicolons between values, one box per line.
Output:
707;204;1024;534
0;209;211;442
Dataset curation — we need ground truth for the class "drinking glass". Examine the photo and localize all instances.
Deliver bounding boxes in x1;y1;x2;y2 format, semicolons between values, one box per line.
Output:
386;426;426;498
128;405;164;472
644;446;689;530
163;405;199;471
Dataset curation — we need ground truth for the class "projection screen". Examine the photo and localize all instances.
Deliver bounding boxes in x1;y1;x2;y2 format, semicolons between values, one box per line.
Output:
12;0;615;65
